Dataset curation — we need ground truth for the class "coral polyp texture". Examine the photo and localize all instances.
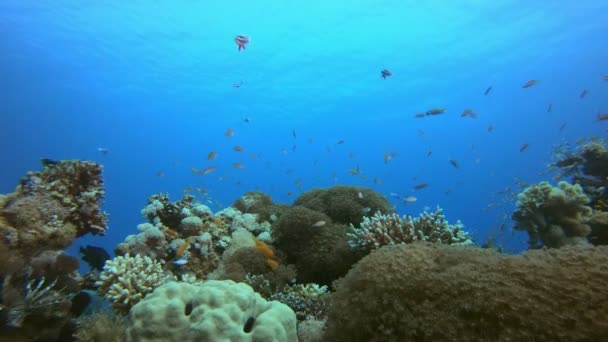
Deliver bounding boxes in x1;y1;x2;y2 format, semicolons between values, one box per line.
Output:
0;160;108;254
325;243;608;341
125;280;297;342
96;253;174;314
513;181;594;248
347;207;472;250
0;160;107;340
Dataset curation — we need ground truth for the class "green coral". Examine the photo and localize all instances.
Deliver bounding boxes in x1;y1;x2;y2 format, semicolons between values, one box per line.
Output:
294;186;393;226
512;181;593;248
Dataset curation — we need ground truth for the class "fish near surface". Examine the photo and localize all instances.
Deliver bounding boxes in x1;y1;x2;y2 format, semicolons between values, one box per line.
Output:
234;35;250;51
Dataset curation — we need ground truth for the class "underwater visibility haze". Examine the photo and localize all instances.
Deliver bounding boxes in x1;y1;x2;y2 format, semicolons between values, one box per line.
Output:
1;1;608;341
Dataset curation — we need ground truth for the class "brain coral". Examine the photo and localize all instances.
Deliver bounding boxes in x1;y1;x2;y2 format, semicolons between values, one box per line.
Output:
512;181;593;248
126;280;297;342
294;186;393;226
324;243;608;341
273;206;362;285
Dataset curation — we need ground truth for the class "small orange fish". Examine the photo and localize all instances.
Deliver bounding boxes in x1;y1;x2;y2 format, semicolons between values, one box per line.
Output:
207;151;217;160
413;183;429;190
254;238;275;259
175;241;190;258
202;166;217;175
580;89;589;99
225;129;234;137
520;143;529;152
233;163;245;169
522;80;538;88
165;229;178;238
487;124;494;132
233;146;244;152
426;108;445;116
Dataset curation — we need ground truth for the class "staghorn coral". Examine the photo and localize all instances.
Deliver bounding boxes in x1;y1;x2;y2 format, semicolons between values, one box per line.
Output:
325;243;608;341
513;181;593;248
347;207;473;250
95;253;174;314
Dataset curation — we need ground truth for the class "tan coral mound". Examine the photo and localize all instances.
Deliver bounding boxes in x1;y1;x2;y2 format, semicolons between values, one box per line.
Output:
324;243;608;341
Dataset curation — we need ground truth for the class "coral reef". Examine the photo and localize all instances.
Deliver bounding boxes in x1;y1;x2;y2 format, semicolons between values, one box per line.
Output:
269;283;331;322
73;310;127;342
294;186;393;226
273;206;361;285
0;160;107;340
95;253;174;314
512;181;593;248
126;280;297;341
347;207;472;250
325;243;608;341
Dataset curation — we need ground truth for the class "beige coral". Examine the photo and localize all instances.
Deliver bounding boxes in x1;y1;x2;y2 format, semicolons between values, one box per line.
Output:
513;181;593;248
347;207;472;250
95;253;173;314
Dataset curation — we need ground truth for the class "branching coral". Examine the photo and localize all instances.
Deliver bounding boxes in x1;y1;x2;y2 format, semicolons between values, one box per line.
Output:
95;253;174;314
513;181;593;248
269;283;331;322
347;207;472;250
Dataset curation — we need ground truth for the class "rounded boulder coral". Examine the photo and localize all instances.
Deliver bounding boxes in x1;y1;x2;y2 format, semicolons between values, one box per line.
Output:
325;243;608;341
294;186;392;226
126;280;297;341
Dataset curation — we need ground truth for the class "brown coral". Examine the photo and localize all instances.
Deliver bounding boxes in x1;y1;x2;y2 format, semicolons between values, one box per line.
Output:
324;243;608;341
512;181;593;248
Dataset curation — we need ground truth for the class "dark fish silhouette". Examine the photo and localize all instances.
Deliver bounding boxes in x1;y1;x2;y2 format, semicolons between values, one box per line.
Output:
40;158;59;167
79;245;111;271
381;69;392;79
484;86;492;95
234;35;250;51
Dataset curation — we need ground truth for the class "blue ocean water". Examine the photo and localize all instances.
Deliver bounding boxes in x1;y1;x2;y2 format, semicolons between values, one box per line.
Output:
1;1;607;268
